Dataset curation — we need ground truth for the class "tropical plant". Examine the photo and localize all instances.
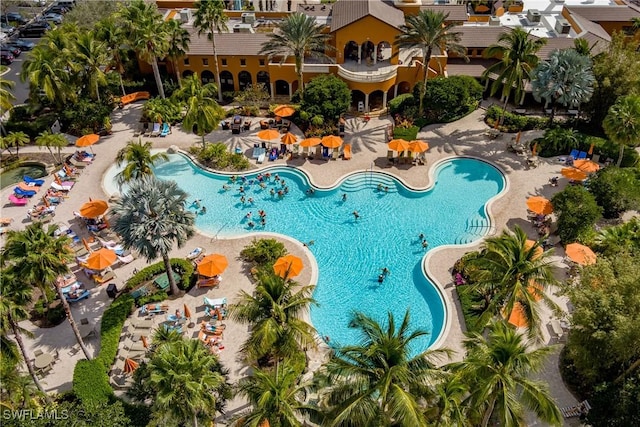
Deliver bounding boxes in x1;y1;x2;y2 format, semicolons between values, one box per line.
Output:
531;48;595;124
467;226;559;341
175;73;224;147
111;176;195;296
21;46;74;107
0;360;43;411
35;131;67;164
166;19;191;88
602;94;640;167
482;28;546;120
228;270;317;366
593;217;640;256
321;310;448;426
115;137;168;186
260;13;332;96
588;167;640;218
0;77;15;113
193;0;228;101
299;74;350;122
552;185;602;243
72;31;109;102
572;38;598;58
1;223;91;359
240;238;287;267
453;321;561;427
95;16;128;95
1;131;29;158
143;97;182;124
395;10;466;116
430;373;469;427
536;127;580;157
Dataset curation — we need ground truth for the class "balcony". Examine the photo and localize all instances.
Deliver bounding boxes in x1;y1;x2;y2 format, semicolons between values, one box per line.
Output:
336;61;398;83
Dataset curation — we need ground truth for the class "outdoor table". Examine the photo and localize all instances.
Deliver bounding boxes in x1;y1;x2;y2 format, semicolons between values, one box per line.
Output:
154;270;181;291
34;353;54;369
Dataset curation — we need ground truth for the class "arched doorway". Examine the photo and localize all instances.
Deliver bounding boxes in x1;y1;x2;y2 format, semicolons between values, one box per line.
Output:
351;90;365;111
369;90;384;110
219;71;234;92
238;71;252;91
256;71;270;91
275;80;289;96
397;81;411;95
360;41;374;63
201;70;215;84
344;40;358;62
376;41;392;63
182;70;194;79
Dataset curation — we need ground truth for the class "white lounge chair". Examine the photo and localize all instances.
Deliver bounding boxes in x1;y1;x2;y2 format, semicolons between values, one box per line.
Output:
117;254;135;264
150;122;161;137
186;247;204;260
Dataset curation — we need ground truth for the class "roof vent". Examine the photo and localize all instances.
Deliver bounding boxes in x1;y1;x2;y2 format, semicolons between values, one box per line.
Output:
555;18;571;34
489;16;501;26
232;23;255;34
527;9;541;23
179;8;191;23
241;12;255;24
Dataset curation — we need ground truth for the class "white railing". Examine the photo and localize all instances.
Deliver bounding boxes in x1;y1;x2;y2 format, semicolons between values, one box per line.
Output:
337;64;398;83
302;63;333;74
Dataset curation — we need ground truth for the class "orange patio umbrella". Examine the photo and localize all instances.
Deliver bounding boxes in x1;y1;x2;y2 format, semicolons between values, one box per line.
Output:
183;303;192;320
84;248;117;270
79;199;108;218
299;137;322;147
565;243;597;266
123;358;139;374
197;254;229;277
408;140;429;153
141;335;149;349
573;159;600;173
388;139;410;153
273;105;296;117
76;134;100;153
273;254;304;279
506;302;528;328
527;281;543;302
525;239;544;259
257;129;281;141
321;135;343;149
561;167;588;182
280;132;298;145
526;196;553;216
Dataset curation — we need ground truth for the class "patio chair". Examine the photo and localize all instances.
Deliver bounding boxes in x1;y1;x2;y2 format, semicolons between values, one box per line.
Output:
160;122;170;137
343;145;352;160
34;349;43;357
569;149;579;160
94;270;116;284
577;151;587;159
591;154;600;163
150;122;161;137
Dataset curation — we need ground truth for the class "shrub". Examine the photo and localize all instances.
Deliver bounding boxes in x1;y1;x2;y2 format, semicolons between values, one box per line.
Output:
388;93;415;115
485;106;547;132
125;258;195;293
142;97;182;124
300;75;351;124
4;108;58;139
552;185;602;243
536;127;582;157
588;167;640;218
136;291;168;308
240;238;287;267
97;295;134;368
61;99;115;136
393;125;419;141
196;142;251;171
455;285;485;334
72;360;113;405
420;76;483;123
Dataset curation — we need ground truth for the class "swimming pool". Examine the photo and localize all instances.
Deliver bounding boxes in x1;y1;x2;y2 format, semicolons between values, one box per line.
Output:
106;154;505;355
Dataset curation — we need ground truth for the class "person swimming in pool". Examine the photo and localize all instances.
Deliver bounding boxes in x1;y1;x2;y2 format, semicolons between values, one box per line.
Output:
270;188;276;197
199;206;207;215
342;193;347;202
353;211;360;220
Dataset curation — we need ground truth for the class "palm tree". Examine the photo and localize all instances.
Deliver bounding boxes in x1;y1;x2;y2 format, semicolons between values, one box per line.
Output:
259;13;332;96
395;10;467;116
35;131;67;165
1;223;91;360
176;73;225;147
1;131;29;158
115;138;168;186
148;338;228;427
468;226;559;341
111;176;195;296
72;31;108;102
430;374;469;427
121;0;169;98
572;38;598;58
193;0;228;101
0;270;49;399
0;77;15;113
322;310;448;426
602;94;640;166
95;16;128;96
21;46;74;107
233;361;315;427
482;28;546;120
531;48;595;125
166;19;191;88
452;321;562;427
228;270;317;366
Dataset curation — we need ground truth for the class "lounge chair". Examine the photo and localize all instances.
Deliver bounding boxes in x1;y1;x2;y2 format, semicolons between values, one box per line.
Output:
131;318;154;330
129;287;148;301
197;276;220;288
14;187;37;197
66;289;90;303
186;247;204;260
51;182;73;192
577;151;587;159
117;254;135;264
569;149;579;160
343;144;352;160
561;400;591;418
150;122;161;137
8;194;29;206
331;149;339;160
23;176;45;186
160;122;170;137
203;296;227;308
94;270;116;284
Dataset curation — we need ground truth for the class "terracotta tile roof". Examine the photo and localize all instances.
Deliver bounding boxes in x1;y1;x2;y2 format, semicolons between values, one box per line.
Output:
186;29;270;56
457;25;510;48
419;5;469;22
446;58;498;77
571;13;613;42
329;0;405;32
564;5;640;21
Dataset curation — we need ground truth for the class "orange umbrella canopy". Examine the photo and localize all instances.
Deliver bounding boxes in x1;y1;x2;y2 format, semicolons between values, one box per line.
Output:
388;139;410;152
183;303;192;319
257;129;281;141
273;254;304;279
525;239;544;259
79;199;108;218
526;196;553;215
299;137;322;147
124;358;139;374
273;105;296;117
408;140;429;153
75;134;100;147
84;248;117;270
280;132;298;145
565;243;597;266
561;167;588;181
506;302;528;328
321;135;343;149
197;254;229;277
573;159;600;173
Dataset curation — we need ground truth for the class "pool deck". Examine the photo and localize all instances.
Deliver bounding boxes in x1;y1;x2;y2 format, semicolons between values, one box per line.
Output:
1;102;582;425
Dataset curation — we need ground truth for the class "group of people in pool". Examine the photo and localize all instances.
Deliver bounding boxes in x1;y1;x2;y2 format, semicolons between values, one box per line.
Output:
191;199;207;215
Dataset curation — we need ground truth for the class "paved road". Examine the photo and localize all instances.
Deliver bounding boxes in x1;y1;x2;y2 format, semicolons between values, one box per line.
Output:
3;49;30;104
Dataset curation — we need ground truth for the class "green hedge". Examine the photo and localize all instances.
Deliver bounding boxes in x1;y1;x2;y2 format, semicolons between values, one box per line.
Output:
485;106;547;133
72;360;113;405
137;291;169;307
456;285;484;334
393;125;420;141
125;258;195;292
97;295;134;369
389;93;415;115
420;76;483;124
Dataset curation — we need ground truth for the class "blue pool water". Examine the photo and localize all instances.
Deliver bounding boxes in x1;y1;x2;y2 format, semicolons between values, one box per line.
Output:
149;154;505;355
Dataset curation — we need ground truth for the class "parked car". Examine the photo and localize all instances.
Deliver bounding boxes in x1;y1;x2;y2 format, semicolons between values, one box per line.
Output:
0;44;21;57
0;50;15;65
19;0;47;6
0;22;16;36
39;12;63;25
19;21;50;38
45;4;70;15
5;38;35;51
1;13;29;25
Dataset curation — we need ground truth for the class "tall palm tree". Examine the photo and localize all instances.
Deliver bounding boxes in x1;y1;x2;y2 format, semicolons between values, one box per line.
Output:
259;13;332;96
95;16;128;96
322;310;448;426
73;31;108;102
1;223;91;360
572;38;598;58
121;0;169;98
395;10;467;116
176;73;224;147
233;361;315;427
430;373;469;427
35;131;67;165
0;270;49;399
531;48;595;125
1;131;29;158
482;28;546;120
115;137;168;186
452;321;562;427
468;226;559;341
166;19;191;88
21;46;74;107
110;176;195;296
228;270;317;366
602;94;640;167
193;0;228;101
0;77;15;113
148;338;228;427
